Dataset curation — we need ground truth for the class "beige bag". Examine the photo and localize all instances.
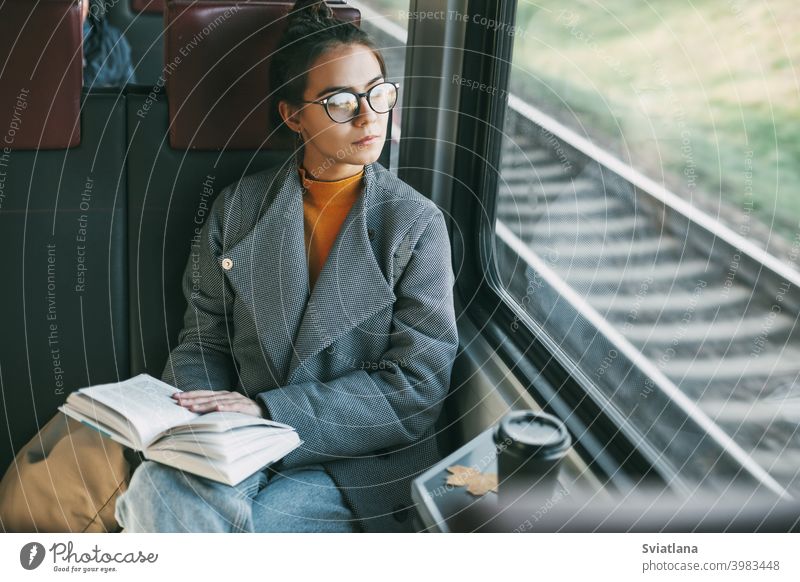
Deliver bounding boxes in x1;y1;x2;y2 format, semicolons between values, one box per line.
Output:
0;411;130;532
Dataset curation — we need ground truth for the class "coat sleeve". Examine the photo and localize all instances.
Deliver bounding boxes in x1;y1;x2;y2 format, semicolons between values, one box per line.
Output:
256;210;459;468
161;186;239;392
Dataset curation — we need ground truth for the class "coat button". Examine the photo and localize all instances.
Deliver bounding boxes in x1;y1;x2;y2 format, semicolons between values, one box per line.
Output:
392;504;409;523
367;228;375;241
221;258;233;270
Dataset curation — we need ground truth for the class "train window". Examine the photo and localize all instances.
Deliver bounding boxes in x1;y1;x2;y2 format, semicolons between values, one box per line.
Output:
493;1;799;496
355;0;409;172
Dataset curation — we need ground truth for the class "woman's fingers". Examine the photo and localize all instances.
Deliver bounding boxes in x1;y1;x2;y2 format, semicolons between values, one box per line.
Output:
173;393;262;417
172;389;228;401
173;391;254;413
172;391;231;406
174;393;234;403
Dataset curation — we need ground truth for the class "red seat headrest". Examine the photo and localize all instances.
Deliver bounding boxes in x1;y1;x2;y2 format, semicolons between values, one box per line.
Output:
165;0;360;150
131;0;166;13
0;0;82;150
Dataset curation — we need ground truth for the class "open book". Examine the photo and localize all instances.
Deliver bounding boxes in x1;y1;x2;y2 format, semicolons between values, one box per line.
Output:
58;373;302;486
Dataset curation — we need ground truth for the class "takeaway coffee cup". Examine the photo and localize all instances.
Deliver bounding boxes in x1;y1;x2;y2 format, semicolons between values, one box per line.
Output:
493;410;571;505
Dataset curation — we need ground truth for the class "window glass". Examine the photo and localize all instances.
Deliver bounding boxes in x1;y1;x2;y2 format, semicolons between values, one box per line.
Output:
495;0;799;494
356;0;409;173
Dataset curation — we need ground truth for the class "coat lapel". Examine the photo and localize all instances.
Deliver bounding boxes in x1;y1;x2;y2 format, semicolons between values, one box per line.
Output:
286;161;396;383
223;158;396;387
222;157;310;388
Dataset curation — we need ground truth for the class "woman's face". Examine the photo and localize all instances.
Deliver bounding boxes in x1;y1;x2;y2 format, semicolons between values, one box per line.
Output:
279;43;390;179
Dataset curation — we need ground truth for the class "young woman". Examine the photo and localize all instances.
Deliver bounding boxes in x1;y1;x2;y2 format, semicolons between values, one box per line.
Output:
114;0;458;533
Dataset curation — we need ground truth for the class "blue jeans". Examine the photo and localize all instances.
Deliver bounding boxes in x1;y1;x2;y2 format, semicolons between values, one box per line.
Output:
114;460;359;532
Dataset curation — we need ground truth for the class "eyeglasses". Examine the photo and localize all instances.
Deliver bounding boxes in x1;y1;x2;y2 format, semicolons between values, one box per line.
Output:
299;81;400;123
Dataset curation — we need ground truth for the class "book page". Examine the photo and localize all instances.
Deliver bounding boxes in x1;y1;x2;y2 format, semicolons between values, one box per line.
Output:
80;374;197;447
57;405;137;450
171;411;295;434
149;426;295;462
145;433;303;486
60;395;136;445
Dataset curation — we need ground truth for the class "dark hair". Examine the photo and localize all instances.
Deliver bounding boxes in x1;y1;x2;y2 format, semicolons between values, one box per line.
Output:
269;0;388;136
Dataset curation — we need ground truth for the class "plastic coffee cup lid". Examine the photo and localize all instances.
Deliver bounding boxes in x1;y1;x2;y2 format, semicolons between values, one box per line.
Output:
495;410;571;457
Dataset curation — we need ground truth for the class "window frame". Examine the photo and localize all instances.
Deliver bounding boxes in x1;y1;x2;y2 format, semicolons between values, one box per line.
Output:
448;0;797;499
450;0;679;491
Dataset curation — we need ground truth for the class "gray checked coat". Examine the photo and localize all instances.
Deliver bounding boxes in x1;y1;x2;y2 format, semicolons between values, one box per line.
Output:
161;154;459;533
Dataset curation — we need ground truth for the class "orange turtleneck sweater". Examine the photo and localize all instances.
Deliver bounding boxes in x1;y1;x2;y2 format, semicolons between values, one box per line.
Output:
298;164;365;290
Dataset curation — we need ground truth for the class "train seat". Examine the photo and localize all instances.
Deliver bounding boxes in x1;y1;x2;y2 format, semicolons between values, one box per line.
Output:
128;0;363;378
0;0;129;474
0;0;416;521
108;1;357;88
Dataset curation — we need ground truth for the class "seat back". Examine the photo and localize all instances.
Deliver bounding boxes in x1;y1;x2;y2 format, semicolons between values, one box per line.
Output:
0;0;82;149
0;1;129;473
128;0;381;378
0;0;391;477
165;0;358;150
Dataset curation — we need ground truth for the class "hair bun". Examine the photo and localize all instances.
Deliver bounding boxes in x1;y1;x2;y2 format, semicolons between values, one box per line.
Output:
288;0;335;24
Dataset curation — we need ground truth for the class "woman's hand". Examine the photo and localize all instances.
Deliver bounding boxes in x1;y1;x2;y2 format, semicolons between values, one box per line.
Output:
172;390;265;418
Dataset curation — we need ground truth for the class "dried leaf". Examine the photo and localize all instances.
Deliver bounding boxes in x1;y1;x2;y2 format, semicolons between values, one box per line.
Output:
445;465;498;496
446;464;477;486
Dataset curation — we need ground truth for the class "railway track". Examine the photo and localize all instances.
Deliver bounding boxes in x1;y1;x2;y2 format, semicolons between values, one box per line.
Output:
494;121;800;494
362;10;800;495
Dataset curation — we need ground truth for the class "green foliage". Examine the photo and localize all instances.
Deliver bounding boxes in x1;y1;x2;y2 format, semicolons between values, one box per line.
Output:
508;0;799;239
